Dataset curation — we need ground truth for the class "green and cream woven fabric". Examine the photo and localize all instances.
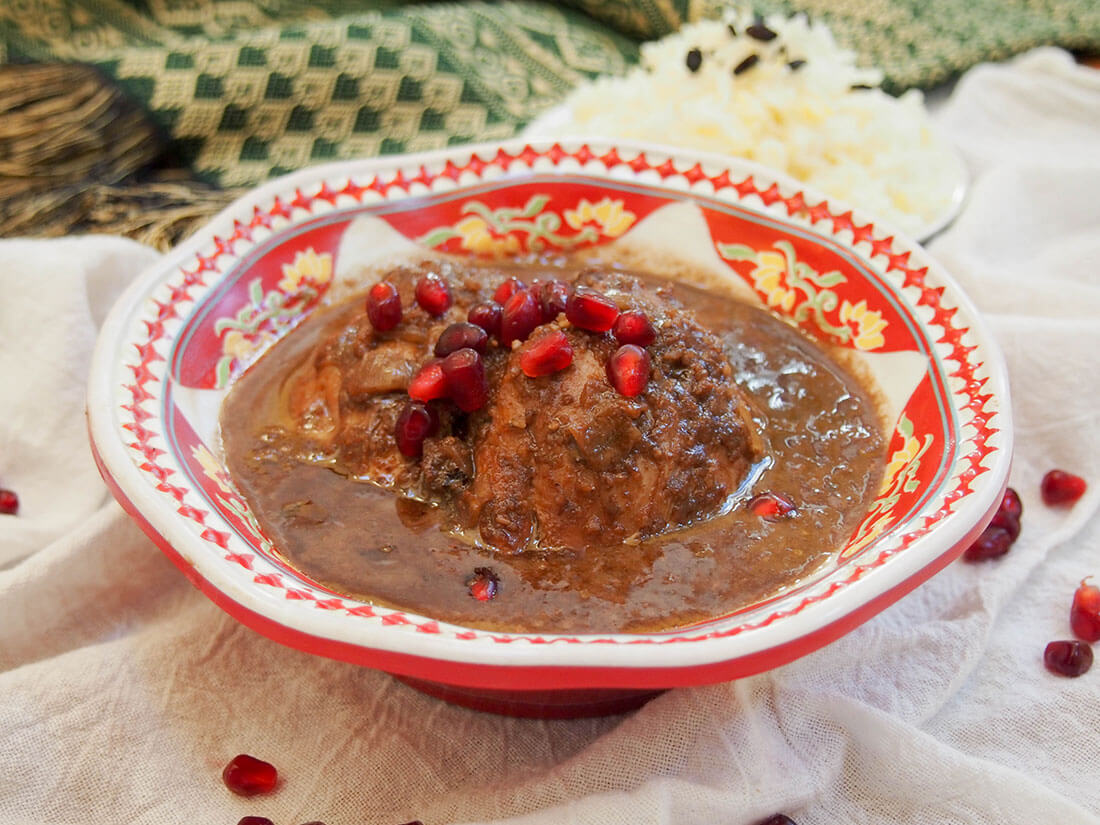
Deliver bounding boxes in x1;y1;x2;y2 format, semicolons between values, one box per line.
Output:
2;0;1097;186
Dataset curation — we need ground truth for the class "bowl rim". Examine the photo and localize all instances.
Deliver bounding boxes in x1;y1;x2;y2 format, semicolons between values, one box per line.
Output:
86;138;1012;689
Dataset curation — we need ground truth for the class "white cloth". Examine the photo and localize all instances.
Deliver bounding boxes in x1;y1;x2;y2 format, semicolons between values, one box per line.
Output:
2;48;1098;825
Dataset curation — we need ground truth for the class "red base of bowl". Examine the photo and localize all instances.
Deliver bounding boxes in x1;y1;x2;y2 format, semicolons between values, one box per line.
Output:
393;675;665;718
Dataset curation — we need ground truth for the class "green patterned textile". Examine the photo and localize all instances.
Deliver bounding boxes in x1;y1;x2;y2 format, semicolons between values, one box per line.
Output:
2;0;1097;186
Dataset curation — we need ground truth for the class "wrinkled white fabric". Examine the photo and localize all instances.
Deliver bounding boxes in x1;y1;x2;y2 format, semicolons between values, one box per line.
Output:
1;48;1098;825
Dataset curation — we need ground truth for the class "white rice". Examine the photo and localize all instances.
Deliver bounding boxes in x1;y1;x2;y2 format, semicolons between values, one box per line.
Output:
538;10;961;238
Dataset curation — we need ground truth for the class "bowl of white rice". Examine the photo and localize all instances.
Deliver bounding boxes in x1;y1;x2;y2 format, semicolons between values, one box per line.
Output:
525;9;967;240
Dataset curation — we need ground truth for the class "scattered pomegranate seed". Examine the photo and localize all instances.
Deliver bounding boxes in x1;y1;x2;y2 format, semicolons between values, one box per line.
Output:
606;344;650;397
520;330;574;377
0;489;18;516
963;487;1025;560
468;567;499;601
467;301;503;339
1041;469;1087;506
962;525;1014;562
441;348;489;412
499;289;542;347
989;487;1022;540
434;322;488;357
538;279;570;322
237;817;275;825
366;281;402;331
222;754;278;797
1071;577;1100;642
493;276;526;305
394;401;439;458
989;508;1021;542
414;273;452;316
1043;639;1093;677
407;359;448;403
613;310;656;347
749;492;796;519
566;286;620;332
1000;486;1023;520
757;816;798;825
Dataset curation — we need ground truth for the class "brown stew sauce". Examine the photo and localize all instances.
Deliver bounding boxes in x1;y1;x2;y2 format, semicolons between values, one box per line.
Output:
220;258;886;633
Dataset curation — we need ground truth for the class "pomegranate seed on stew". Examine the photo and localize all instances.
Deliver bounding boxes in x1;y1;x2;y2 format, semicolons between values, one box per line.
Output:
499;289;542;347
394;401;439;458
606;344;650;397
237;817;275;825
441;348;489;412
414;273;452;316
493;276;526;305
538;279;570;322
0;489;18;516
467;567;499;601
962;525;1014;562
1040;469;1087;506
520;330;574;377
222;754;278;797
749;492;796;519
1043;639;1093;677
613;310;657;347
1071;578;1100;642
566;286;620;332
407;359;448;403
434;322;488;357
365;281;402;331
467;301;503;339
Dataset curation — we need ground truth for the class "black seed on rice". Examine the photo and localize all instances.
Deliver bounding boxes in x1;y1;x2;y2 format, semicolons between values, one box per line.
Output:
686;47;703;72
788;59;806;71
727;23;737;37
850;83;873;91
746;20;777;41
734;54;760;75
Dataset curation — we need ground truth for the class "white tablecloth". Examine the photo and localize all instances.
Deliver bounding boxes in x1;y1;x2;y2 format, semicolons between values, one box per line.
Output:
1;48;1098;825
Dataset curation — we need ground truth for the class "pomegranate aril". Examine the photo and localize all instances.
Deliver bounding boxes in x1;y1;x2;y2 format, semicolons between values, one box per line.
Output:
407;359;448;403
613;310;656;347
237;818;275;825
989;508;1021;542
611;312;651;347
1000;486;1023;520
606;344;650;397
520;330;574;377
499;289;542;347
1041;469;1087;506
394;401;439;458
366;281;402;331
1043;639;1093;677
962;525;1014;562
467;301;503;339
434;322;488;356
414;273;452;316
1071;578;1100;642
222;754;278;797
441;348;489;412
468;567;499;601
749;492;796;519
493;276;526;305
566;286;620;332
538;279;570;322
0;489;18;516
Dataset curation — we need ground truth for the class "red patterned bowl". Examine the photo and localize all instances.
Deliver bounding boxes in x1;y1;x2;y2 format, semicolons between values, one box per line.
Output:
87;140;1011;717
